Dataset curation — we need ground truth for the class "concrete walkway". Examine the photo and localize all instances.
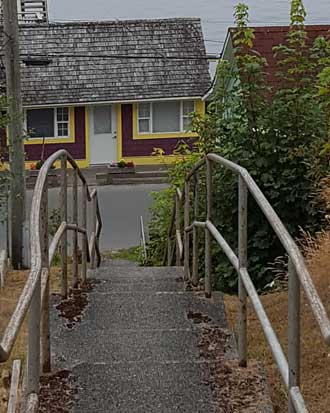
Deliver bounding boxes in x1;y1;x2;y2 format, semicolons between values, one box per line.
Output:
51;260;228;412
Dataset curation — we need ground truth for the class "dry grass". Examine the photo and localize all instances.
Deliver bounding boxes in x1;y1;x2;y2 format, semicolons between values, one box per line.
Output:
0;265;72;412
224;231;330;412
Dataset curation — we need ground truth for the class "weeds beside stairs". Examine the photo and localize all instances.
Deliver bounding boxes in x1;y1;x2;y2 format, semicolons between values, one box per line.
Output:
47;260;273;412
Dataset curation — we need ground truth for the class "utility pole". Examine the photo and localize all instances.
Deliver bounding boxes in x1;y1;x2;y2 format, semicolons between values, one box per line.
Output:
3;0;26;269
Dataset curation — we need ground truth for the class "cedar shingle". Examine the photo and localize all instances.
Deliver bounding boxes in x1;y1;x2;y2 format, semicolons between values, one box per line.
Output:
0;18;211;106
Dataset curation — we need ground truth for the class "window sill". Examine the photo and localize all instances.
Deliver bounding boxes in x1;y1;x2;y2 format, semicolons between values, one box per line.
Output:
132;131;198;140
25;136;75;145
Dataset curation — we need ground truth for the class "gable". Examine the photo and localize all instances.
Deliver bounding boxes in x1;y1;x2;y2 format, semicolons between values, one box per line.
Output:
228;25;330;89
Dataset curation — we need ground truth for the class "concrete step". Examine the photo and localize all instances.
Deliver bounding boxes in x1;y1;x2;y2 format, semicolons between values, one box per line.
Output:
92;278;184;293
136;171;168;178
52;328;202;366
75;291;226;331
71;361;213;412
111;176;168;185
96;170;169;186
94;262;183;281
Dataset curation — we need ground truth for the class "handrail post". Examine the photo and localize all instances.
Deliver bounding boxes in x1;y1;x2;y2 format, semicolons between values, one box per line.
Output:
60;154;68;297
91;196;97;269
72;168;78;288
167;236;172;266
27;273;41;397
184;180;190;280
238;175;248;367
175;193;181;266
41;177;51;373
288;258;301;413
81;182;87;283
205;158;212;298
192;172;199;286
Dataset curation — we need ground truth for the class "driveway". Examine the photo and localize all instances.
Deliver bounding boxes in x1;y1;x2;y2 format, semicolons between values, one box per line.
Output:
0;184;168;253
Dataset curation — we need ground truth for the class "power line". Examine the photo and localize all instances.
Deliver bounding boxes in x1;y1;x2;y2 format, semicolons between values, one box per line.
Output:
202;18;330;24
205;39;224;44
20;52;220;61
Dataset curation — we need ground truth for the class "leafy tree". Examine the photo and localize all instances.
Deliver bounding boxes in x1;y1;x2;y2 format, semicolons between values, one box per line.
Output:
146;0;330;292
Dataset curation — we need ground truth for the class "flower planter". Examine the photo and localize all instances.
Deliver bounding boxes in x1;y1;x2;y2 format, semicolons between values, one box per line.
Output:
107;166;136;175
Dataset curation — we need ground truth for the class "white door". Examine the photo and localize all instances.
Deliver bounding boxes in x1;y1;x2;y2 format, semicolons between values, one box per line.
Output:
89;105;117;164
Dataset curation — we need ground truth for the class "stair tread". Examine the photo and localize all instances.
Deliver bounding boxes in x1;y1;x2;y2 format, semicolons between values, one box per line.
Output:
52;329;207;366
71;291;225;330
72;361;214;412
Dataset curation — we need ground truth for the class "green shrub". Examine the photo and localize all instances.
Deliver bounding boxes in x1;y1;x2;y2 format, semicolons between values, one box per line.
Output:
146;0;330;292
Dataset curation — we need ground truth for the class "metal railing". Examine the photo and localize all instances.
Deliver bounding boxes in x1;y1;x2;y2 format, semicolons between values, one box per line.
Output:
140;216;147;263
165;153;330;413
0;150;102;411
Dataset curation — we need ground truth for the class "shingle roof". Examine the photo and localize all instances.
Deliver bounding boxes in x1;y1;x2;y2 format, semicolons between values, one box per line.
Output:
228;25;330;88
0;18;211;106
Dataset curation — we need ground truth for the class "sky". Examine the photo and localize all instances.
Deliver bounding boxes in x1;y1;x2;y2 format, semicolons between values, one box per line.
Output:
49;0;330;56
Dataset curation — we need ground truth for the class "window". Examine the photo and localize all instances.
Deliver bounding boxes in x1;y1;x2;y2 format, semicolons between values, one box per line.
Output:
94;106;112;135
138;103;151;133
137;101;195;134
153;102;180;133
56;107;69;137
182;101;195;131
27;107;70;138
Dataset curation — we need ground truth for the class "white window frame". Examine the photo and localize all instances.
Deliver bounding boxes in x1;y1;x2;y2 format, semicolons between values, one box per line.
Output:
138;103;152;134
181;101;196;132
26;107;70;139
137;101;195;134
55;107;70;138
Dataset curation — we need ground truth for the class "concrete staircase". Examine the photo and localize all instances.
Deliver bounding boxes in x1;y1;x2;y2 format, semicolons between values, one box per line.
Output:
50;260;273;412
51;260;230;412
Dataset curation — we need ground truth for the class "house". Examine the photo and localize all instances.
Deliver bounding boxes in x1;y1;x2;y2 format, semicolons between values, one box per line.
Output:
205;24;330;98
0;17;211;168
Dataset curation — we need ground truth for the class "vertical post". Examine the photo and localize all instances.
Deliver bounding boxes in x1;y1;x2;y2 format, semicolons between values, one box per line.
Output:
3;0;26;269
175;193;181;266
60;155;68;298
288;258;300;413
167;235;172;266
27;273;41;395
81;182;87;283
27;177;46;393
72;169;78;288
238;175;248;367
91;196;97;269
40;178;50;373
184;180;190;281
205;159;212;298
192;173;199;286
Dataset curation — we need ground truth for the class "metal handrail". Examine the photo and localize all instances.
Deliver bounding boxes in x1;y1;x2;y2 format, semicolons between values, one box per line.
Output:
165;153;330;412
0;150;102;411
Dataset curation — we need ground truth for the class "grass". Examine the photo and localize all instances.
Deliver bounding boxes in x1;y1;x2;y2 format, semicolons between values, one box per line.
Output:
102;246;142;263
224;230;330;412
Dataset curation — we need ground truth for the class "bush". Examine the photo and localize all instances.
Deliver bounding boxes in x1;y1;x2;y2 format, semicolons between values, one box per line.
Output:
146;0;330;292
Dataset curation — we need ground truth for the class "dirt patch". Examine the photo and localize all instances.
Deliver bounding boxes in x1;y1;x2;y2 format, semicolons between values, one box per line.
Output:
55;280;97;329
188;310;272;412
38;370;78;413
187;310;212;324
